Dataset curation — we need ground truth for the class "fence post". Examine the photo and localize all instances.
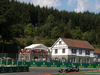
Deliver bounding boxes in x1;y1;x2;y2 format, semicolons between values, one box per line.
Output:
12;59;14;66
17;60;19;66
6;59;8;67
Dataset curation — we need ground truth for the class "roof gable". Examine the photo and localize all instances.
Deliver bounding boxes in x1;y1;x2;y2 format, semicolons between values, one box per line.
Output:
94;49;100;54
51;38;68;48
61;38;94;50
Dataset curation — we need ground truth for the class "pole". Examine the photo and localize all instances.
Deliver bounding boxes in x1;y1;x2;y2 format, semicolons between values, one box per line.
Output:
22;60;23;66
6;59;8;67
12;59;13;66
2;40;4;56
0;59;1;66
17;60;18;66
1;59;2;66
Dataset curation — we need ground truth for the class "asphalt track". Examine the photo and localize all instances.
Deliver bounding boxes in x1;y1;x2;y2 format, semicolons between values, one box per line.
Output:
0;67;100;75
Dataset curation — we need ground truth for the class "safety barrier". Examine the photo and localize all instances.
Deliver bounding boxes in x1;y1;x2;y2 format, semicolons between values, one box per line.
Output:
1;61;100;68
24;62;100;68
0;66;29;73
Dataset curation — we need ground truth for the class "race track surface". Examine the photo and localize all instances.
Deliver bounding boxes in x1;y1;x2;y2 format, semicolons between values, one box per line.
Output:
0;67;100;75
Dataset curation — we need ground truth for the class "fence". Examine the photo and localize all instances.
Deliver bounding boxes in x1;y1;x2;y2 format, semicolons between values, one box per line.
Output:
0;66;29;73
0;61;100;68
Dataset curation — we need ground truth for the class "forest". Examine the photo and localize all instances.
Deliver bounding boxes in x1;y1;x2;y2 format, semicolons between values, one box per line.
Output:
0;0;100;49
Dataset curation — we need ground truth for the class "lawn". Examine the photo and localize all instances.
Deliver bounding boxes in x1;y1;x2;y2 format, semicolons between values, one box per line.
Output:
55;71;100;75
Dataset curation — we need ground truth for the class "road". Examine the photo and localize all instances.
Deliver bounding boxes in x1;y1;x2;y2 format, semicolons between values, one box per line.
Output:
0;67;100;75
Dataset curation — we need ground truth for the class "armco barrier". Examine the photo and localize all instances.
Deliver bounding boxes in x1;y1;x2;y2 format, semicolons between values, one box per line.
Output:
0;66;29;73
1;61;100;68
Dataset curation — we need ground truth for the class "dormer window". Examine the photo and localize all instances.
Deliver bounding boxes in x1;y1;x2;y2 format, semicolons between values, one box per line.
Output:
59;41;61;44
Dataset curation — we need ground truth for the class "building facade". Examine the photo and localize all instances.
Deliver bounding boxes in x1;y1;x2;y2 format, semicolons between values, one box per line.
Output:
51;38;94;63
94;49;100;63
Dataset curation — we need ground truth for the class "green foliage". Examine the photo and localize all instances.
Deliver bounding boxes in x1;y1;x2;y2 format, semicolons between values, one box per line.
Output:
26;39;33;46
96;33;100;44
71;27;83;39
51;26;61;39
66;19;73;30
0;0;100;49
24;23;35;37
11;24;25;37
82;32;89;41
88;30;96;43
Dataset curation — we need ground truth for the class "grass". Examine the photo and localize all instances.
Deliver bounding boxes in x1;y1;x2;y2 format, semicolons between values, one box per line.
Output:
55;71;100;75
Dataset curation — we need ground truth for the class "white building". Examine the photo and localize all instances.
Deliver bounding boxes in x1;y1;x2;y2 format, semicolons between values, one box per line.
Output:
51;38;94;63
94;49;100;63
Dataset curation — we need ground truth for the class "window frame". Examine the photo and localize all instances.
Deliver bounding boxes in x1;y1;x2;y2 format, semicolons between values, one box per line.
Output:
85;50;90;55
72;57;76;63
79;58;81;63
79;49;82;54
85;58;90;63
72;49;76;54
55;49;58;54
59;41;61;44
62;49;65;53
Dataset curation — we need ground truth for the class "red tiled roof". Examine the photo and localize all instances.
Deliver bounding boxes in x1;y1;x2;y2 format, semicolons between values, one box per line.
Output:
94;49;100;54
61;38;94;50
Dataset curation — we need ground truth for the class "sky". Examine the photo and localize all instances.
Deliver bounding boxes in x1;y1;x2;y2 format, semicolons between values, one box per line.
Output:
18;0;100;13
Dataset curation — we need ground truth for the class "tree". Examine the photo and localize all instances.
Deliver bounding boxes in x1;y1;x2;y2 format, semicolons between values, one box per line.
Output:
24;23;35;37
96;33;100;44
71;27;83;39
88;30;96;43
45;14;55;27
43;40;54;47
66;19;73;30
40;14;55;38
51;26;61;39
11;24;25;37
82;32;88;41
26;39;33;46
63;26;72;38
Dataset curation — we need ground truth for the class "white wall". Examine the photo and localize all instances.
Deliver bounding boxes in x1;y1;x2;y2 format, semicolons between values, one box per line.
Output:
94;54;98;58
52;38;69;56
90;51;94;57
53;38;68;48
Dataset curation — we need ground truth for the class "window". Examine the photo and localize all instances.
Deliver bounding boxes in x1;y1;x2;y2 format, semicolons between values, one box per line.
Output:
72;57;76;63
85;50;90;55
25;56;29;62
72;49;76;54
79;50;82;54
62;49;65;53
98;54;100;58
79;58;81;63
20;56;23;61
55;49;58;54
59;41;61;44
85;58;90;63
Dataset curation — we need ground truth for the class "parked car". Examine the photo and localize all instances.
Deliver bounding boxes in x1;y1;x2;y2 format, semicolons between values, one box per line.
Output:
58;65;79;73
